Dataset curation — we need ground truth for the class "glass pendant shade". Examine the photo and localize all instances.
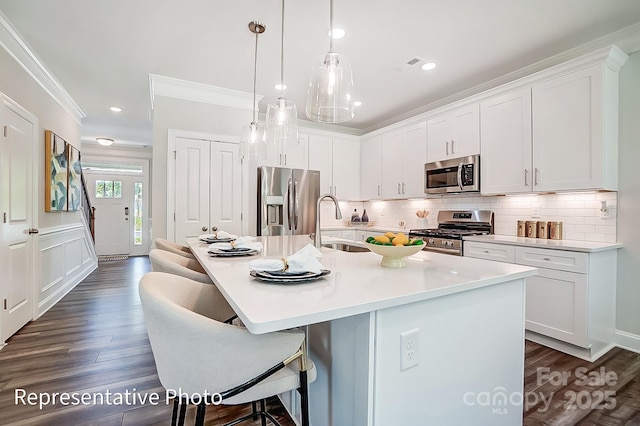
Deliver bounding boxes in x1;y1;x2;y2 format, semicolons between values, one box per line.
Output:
305;51;355;123
265;97;299;146
241;121;266;160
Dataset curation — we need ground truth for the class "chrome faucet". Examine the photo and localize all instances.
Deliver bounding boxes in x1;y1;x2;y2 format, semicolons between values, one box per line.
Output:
313;193;343;248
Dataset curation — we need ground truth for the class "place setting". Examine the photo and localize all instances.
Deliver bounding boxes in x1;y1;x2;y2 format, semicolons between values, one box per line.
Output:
208;236;263;257
199;229;237;244
249;244;330;284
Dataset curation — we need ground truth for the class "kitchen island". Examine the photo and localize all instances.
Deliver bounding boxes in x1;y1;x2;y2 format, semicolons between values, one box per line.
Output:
187;235;537;426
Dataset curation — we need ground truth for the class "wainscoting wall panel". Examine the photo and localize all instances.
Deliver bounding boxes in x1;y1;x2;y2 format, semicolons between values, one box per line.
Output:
37;224;97;317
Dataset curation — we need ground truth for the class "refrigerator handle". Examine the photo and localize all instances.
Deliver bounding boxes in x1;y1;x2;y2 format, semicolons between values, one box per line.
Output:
293;180;299;230
286;178;293;231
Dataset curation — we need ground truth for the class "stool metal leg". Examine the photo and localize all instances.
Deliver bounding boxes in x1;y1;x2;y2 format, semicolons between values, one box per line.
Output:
171;398;179;426
299;370;310;426
195;401;207;426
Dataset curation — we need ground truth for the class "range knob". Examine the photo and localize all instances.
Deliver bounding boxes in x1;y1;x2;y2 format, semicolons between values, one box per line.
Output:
428;238;435;245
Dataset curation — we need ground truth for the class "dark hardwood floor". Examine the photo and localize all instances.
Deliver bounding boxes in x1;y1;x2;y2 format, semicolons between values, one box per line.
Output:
0;256;639;425
0;257;293;426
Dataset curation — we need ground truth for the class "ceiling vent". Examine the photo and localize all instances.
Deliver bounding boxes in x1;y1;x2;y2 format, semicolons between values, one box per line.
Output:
399;56;423;71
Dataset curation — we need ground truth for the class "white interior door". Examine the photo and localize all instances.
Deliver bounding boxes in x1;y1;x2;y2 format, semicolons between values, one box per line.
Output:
174;138;211;242
172;136;243;243
210;142;242;236
88;175;130;255
0;95;36;341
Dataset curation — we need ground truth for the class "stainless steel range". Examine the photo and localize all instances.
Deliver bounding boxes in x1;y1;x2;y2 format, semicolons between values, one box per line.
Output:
409;210;494;256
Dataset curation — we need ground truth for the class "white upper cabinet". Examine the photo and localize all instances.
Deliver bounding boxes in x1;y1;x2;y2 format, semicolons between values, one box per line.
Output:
360;135;382;200
480;88;532;194
307;133;333;194
426;103;479;162
308;133;360;200
480;46;626;194
260;135;308;169
381;132;403;198
532;65;612;191
332;138;360;200
380;121;427;199
401;122;427;197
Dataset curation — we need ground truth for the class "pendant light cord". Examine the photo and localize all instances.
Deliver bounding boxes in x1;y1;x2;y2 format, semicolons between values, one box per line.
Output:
252;30;259;123
329;0;334;53
280;0;285;97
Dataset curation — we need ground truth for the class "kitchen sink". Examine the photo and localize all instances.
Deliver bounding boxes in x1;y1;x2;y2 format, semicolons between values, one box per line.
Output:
322;242;370;253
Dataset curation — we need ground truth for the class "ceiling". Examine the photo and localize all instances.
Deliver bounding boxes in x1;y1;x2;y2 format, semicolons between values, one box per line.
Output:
1;0;640;147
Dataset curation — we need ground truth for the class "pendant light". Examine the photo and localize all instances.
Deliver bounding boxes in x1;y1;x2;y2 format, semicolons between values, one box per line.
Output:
265;0;299;147
305;0;355;123
241;21;267;160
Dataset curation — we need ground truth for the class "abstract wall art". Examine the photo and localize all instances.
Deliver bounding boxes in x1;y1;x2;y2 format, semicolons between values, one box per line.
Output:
45;130;68;212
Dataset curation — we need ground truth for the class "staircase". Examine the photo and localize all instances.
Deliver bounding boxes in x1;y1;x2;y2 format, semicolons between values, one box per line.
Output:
80;170;95;242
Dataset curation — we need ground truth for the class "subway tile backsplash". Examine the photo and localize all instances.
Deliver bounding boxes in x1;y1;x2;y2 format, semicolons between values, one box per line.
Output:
321;192;617;243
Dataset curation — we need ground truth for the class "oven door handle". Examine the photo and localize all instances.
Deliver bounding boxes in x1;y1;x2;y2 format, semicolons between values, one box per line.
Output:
457;162;464;191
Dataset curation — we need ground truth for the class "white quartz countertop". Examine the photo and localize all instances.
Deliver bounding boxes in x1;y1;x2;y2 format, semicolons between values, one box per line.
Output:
188;235;536;334
463;234;622;252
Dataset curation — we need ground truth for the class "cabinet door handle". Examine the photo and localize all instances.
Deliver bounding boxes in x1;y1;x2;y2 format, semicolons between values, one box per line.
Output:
334;186;337;197
279;154;283;165
202;226;208;232
397;183;401;194
534;168;539;186
524;169;529;186
451;139;455;154
284;154;287;165
543;257;551;261
483;250;489;254
446;141;449;155
402;182;405;194
377;185;381;196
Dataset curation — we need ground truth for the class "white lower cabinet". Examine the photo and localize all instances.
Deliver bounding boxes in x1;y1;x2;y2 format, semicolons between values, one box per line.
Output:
464;241;617;360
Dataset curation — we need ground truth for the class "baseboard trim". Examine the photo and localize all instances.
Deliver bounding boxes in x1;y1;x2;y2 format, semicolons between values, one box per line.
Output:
615;330;640;355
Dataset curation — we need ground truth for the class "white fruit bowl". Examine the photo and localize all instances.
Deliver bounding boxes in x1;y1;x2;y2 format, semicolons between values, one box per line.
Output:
363;241;424;268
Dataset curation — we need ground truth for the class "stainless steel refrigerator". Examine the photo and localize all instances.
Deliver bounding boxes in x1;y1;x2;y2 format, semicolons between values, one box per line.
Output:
257;167;320;236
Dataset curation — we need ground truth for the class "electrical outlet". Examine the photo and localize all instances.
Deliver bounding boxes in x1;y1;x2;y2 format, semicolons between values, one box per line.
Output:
400;329;419;371
532;204;541;218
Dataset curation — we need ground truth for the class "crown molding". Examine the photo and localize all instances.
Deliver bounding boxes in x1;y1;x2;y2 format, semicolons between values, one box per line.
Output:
149;74;263;111
0;10;85;124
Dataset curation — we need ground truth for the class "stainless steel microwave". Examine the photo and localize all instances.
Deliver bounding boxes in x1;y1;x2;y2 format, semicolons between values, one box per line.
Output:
424;155;480;194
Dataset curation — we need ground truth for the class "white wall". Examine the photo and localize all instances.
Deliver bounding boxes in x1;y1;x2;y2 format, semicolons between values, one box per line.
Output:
151;96;248;240
0;47;82;231
616;50;640;337
0;46;97;325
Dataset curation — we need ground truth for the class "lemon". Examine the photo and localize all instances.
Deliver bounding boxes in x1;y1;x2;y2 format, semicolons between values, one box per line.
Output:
384;232;396;239
393;232;409;245
373;235;390;244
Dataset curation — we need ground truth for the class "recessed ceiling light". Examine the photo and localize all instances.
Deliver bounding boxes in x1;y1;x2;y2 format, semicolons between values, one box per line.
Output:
96;138;114;146
421;62;437;71
275;83;287;91
328;28;345;39
353;101;362;107
110;106;122;112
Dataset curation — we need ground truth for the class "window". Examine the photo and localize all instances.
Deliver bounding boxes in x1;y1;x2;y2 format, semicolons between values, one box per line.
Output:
95;180;122;198
134;182;143;246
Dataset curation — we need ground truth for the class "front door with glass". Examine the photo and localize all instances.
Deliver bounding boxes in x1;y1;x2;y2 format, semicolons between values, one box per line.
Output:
83;161;148;256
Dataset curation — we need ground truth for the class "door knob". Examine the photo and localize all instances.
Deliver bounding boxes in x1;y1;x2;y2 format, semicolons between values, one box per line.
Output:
202;226;208;232
28;228;39;234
